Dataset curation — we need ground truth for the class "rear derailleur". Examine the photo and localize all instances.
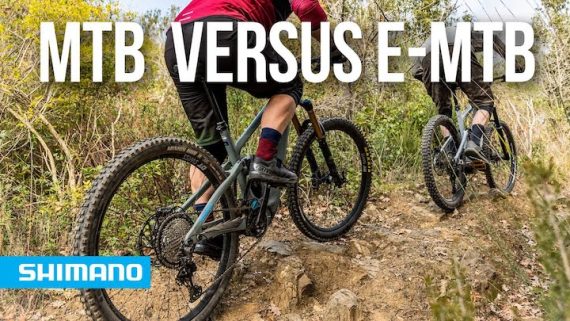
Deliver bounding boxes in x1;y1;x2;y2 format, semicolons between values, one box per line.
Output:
175;253;203;303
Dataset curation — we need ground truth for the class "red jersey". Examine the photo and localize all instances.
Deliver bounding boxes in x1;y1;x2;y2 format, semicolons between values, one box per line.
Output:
174;0;327;31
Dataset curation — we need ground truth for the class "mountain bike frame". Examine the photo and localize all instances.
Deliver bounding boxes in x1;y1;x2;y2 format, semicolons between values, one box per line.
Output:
178;78;338;246
443;82;511;165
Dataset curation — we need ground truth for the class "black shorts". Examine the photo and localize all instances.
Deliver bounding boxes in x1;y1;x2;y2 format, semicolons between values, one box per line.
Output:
164;17;303;146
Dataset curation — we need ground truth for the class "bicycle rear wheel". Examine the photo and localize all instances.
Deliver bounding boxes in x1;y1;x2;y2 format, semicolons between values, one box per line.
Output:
421;115;466;212
287;118;372;241
484;121;517;193
73;137;238;321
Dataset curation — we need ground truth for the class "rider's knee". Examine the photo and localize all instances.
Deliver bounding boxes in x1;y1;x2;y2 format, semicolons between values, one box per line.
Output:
287;77;304;105
477;103;495;115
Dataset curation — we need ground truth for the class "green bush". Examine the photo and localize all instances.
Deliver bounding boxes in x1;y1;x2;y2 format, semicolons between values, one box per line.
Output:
526;159;570;320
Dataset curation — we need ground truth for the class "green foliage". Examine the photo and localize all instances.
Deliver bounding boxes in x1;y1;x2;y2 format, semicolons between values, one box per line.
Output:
526;159;570;321
426;260;476;321
0;0;188;255
355;81;433;169
534;0;570;123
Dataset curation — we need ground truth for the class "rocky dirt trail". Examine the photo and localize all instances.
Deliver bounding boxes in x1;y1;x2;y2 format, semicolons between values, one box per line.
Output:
212;179;543;321
1;177;544;321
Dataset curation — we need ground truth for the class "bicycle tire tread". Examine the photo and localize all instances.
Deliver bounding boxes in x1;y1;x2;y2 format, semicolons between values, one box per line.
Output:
73;137;236;321
287;118;372;242
421;115;464;213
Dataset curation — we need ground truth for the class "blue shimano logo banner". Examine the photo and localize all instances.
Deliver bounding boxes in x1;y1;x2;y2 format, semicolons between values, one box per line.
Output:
0;256;151;289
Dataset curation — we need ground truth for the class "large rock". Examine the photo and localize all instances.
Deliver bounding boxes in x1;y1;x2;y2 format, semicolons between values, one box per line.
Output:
277;313;303;321
272;256;314;311
302;241;346;255
323;289;360;321
352;257;381;278
348;239;372;257
260;239;293;256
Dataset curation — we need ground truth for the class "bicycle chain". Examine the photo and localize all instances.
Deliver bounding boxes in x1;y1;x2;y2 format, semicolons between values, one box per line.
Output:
181;200;270;302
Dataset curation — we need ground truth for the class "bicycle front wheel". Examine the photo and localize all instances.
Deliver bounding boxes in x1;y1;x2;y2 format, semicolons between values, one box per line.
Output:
287;118;372;241
73;137;238;321
421;115;466;212
484;121;518;193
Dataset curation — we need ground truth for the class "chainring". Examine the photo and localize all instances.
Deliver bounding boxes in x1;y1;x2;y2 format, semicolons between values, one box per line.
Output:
155;212;194;268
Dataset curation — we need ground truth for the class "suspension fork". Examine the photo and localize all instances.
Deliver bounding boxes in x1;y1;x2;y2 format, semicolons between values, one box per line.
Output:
298;100;344;186
292;114;320;178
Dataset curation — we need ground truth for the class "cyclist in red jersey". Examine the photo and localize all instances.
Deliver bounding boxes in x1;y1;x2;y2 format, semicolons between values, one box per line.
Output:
164;0;337;259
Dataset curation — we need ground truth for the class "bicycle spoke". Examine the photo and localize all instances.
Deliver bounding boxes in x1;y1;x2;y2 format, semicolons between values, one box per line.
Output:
289;118;371;237
483;123;517;192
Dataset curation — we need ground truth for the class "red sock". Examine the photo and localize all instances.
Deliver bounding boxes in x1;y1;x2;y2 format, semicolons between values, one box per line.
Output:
256;128;281;161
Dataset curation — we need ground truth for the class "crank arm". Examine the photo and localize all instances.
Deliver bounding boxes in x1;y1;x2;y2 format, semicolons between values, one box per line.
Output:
260;184;272;224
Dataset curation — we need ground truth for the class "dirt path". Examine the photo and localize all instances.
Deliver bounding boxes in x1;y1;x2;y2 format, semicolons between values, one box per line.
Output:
0;179;544;321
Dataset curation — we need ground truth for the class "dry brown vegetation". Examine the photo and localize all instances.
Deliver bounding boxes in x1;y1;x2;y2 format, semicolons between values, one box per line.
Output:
1;0;570;320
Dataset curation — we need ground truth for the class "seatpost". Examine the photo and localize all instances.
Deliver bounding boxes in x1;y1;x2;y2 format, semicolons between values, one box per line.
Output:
201;78;228;128
200;78;241;170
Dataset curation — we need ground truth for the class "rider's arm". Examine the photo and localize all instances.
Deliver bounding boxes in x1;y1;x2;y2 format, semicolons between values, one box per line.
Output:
291;0;328;31
291;0;347;63
472;31;525;73
492;34;526;73
291;0;346;62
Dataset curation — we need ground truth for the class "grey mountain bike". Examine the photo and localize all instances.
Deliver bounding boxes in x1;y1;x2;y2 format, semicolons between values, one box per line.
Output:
73;64;372;320
421;77;517;212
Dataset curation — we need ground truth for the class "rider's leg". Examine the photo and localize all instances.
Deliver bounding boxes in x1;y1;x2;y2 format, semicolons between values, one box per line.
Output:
184;85;229;206
255;94;296;161
470;109;490;145
232;41;303;185
248;94;298;185
431;85;453;140
461;52;495;160
166;32;227;259
261;94;296;133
